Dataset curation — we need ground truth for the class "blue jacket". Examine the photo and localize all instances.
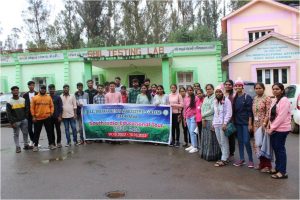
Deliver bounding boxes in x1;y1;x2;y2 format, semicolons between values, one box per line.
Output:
233;93;253;125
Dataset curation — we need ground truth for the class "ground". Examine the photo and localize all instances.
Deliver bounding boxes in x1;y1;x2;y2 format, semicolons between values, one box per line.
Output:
1;124;299;199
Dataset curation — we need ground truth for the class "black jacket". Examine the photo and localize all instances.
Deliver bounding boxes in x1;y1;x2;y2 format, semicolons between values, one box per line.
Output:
22;91;38;118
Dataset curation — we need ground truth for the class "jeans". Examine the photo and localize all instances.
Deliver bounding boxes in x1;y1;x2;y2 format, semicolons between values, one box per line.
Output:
270;131;289;174
50;117;61;145
236;125;253;162
13;119;29;147
77;115;84;141
63;118;77;144
27;116;34;142
186;116;197;148
171;113;180;143
214;126;229;161
33;117;54;147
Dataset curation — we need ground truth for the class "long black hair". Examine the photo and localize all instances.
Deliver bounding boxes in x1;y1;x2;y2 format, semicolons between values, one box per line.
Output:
157;85;165;94
187;86;196;108
224;79;234;96
141;84;152;103
270;83;285;122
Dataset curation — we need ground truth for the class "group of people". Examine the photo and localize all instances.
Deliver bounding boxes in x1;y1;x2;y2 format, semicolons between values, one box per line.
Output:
6;76;291;180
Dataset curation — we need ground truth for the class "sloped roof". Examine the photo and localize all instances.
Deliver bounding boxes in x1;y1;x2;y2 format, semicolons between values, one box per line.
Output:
222;32;299;62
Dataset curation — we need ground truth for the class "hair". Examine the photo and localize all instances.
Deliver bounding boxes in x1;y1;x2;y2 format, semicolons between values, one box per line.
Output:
115;77;121;81
48;84;55;89
254;82;265;90
196;88;204;95
40;85;46;89
132;78;139;83
224;79;234;96
205;84;214;90
141;84;152;102
151;84;157;88
144;78;150;83
77;82;83;87
63;84;69;89
270;83;285;122
11;86;19;91
193;83;201;88
86;79;93;84
97;84;104;88
170;84;177;89
121;85;126;90
179;87;186;92
27;81;35;86
187;86;196;108
104;81;110;86
157;85;165;94
109;81;116;86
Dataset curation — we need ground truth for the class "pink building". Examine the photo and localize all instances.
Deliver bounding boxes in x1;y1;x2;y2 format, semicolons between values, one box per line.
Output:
222;0;300;94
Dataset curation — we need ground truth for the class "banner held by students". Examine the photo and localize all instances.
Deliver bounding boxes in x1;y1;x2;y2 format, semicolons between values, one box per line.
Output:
82;104;171;144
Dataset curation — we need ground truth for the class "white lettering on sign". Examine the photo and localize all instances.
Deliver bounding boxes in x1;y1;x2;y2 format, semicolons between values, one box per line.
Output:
18;53;64;62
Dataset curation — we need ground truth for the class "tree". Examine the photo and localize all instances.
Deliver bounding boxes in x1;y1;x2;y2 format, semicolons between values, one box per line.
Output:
4;28;21;51
201;0;221;39
22;0;50;49
168;25;214;43
177;0;195;29
228;0;250;12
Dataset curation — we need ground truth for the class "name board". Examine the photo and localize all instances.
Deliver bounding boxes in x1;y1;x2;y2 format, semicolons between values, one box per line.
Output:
0;55;14;64
18;53;64;62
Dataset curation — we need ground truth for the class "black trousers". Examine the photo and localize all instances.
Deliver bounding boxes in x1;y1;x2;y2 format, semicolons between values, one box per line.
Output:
171;113;180;143
27;116;34;142
33;117;54;146
229;132;236;156
197;121;202;148
181;116;190;144
50;117;61;145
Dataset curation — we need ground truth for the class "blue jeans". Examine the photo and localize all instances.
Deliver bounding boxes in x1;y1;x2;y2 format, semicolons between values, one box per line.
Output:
270;131;289;174
186;116;197;148
63;118;77;144
236;125;253;162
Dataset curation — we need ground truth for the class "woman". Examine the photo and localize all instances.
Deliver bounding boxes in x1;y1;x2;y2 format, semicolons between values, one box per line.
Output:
224;79;236;159
183;86;199;153
153;85;169;105
267;83;291;179
195;89;204;148
169;84;184;147
179;87;189;147
252;83;272;172
136;84;152;104
213;85;232;167
232;79;254;168
200;84;221;161
150;84;158;98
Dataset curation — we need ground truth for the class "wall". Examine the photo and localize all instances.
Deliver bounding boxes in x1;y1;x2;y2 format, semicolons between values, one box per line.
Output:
0;66;16;92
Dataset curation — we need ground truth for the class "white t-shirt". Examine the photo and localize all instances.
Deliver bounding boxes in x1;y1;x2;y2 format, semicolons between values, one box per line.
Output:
29;92;35;102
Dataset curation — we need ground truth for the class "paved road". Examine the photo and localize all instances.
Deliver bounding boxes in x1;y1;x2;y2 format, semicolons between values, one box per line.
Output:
1;125;299;199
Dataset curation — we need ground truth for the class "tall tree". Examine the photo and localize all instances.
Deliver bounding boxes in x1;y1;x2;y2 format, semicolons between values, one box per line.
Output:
4;28;21;51
202;0;221;39
228;0;249;12
177;0;195;29
22;0;50;48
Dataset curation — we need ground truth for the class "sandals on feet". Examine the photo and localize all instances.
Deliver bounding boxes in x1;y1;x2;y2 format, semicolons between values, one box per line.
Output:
260;167;271;173
271;172;288;179
269;169;278;174
214;160;228;167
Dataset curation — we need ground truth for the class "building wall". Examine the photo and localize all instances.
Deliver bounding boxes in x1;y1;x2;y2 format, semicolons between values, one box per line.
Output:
228;1;299;53
0;66;16;92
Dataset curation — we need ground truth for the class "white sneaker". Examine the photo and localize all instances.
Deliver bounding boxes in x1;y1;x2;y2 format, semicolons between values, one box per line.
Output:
29;141;34;146
189;148;198;153
185;146;194;151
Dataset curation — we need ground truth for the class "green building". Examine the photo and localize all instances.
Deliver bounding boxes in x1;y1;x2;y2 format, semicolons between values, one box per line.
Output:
0;42;223;93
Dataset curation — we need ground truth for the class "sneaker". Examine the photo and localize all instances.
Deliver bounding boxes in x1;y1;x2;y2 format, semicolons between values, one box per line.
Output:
23;145;33;150
57;143;62;148
74;142;80;146
32;146;39;152
185;146;194;151
16;147;21;153
174;141;180;148
233;160;246;167
168;142;174;147
189;147;198;153
65;143;71;147
248;161;254;168
49;145;57;150
29;141;34;147
182;143;188;148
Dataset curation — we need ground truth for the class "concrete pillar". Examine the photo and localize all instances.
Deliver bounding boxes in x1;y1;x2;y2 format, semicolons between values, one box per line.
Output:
162;57;170;94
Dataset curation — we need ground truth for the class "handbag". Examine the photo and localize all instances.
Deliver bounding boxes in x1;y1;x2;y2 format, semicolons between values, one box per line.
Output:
224;122;236;137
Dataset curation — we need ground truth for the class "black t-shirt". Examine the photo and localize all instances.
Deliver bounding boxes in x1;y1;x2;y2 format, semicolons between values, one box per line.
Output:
84;88;97;104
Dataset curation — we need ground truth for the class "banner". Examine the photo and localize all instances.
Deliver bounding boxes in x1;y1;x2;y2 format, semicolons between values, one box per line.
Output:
82;104;171;144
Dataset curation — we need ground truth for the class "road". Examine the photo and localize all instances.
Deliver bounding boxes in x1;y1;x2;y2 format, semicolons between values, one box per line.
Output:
1;124;299;199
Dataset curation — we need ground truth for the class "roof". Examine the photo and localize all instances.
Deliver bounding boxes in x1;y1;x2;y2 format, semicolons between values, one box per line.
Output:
221;0;300;33
222;32;300;62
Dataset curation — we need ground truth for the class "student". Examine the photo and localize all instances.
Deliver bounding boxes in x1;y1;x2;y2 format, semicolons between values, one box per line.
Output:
115;77;123;92
212;85;232;167
200;84;221;161
104;81;110;94
150;84;157;98
179;87;189;147
105;82;122;103
144;78;151;90
193;83;201;93
120;86;128;103
61;84;78;147
31;85;55;151
75;82;89;144
48;84;63;148
267;83;291;179
23;81;38;146
183;86;199;153
195;89;204;149
136;84;152;104
153;85;169;105
232;79;254;168
6;86;30;153
93;84;106;104
128;78;140;103
85;80;97;104
169;84;184;147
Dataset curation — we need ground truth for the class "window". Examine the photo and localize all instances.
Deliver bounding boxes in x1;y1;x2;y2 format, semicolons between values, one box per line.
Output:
177;72;193;89
33;77;46;91
92;75;99;87
256;68;289;85
248;30;273;43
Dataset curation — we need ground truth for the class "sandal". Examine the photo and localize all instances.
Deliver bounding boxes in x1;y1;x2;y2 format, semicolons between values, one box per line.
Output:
271;172;288;179
214;160;228;167
260;167;271;173
269;169;278;174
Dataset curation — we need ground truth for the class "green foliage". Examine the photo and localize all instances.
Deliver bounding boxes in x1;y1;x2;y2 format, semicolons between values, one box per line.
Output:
168;26;215;43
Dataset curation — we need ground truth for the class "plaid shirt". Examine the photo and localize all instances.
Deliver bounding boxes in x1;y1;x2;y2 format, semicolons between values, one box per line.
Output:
128;87;140;103
93;94;105;104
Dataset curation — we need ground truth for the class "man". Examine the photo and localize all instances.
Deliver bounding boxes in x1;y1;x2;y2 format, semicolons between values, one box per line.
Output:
120;86;128;103
31;85;55;152
143;78;151;90
193;83;201;93
128;78;140;103
6;86;31;153
85;80;97;104
93;84;105;104
105;82;122;103
61;84;78;146
115;77;123;92
48;84;63;148
23;81;38;146
75;82;89;144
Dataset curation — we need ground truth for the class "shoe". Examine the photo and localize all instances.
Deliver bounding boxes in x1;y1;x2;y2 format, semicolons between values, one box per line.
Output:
23;145;33;150
174;141;180;148
32;146;39;152
189;147;198;153
57;143;62;148
38;144;41;148
233;160;246;167
74;142;80;146
29;141;34;147
79;140;85;145
49;145;57;150
248;162;254;168
168;142;174;147
185;146;194;151
65;143;71;147
182;143;188;148
16;147;21;153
